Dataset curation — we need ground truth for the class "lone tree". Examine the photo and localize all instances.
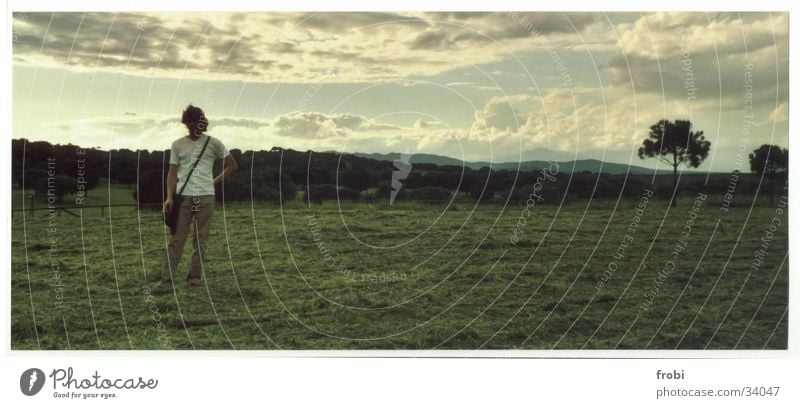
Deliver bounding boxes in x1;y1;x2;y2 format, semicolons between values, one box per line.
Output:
749;144;788;206
638;119;711;206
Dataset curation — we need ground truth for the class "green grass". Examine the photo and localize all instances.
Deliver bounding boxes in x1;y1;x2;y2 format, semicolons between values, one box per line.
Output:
11;190;788;350
12;180;136;210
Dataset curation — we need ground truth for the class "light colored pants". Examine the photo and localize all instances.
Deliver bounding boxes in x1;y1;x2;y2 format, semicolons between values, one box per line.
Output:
162;195;215;283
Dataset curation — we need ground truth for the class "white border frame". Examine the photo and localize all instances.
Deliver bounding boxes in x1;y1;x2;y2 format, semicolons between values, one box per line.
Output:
2;0;796;360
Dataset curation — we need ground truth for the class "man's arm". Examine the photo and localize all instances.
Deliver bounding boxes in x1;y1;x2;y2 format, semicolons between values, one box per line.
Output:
163;164;178;213
214;154;238;185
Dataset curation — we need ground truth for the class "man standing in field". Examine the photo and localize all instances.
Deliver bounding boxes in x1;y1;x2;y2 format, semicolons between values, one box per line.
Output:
162;105;238;288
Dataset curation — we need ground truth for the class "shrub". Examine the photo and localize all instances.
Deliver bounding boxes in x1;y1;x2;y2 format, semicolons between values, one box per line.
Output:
35;175;78;203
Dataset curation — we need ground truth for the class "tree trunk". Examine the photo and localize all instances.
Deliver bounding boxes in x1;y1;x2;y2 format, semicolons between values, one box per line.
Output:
769;176;775;206
671;163;678;207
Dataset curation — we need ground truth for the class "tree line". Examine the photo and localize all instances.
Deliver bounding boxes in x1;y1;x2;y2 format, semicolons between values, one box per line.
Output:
11;120;788;207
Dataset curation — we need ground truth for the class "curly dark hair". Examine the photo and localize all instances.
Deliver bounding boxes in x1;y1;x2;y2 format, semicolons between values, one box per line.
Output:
181;104;208;132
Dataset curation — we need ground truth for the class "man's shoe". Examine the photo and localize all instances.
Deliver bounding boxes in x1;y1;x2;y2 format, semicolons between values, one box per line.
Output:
187;279;202;288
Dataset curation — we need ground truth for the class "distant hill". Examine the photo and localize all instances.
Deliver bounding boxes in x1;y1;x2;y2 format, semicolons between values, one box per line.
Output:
353;152;673;175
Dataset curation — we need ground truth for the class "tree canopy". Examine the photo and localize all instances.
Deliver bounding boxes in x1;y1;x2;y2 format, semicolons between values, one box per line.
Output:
638;119;711;169
638;119;711;206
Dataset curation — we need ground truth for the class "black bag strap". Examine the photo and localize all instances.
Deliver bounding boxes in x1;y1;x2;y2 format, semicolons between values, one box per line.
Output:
176;135;212;196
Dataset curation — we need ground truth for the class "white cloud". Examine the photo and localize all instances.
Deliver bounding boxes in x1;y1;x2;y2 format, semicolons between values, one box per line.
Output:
414;119;441;129
768;102;788;124
608;12;788;105
10;12;609;84
472;95;537;131
271;111;401;139
617;12;786;60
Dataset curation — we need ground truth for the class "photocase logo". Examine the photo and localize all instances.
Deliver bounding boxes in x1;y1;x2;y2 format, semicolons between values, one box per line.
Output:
20;368;45;396
390;150;413;205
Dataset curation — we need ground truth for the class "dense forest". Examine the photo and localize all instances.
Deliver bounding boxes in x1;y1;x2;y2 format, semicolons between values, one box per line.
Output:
11;138;781;207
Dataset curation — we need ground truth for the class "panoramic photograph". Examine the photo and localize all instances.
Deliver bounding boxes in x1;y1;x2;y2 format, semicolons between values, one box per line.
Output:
10;11;788;350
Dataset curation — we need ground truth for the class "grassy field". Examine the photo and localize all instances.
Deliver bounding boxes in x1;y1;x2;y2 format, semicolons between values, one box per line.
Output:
12;180;137;210
10;186;788;350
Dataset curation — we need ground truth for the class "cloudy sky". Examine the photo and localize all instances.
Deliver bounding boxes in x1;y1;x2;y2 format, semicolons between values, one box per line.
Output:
12;12;788;171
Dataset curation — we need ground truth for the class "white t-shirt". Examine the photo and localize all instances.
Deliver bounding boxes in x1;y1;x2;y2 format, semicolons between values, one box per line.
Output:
169;134;229;197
